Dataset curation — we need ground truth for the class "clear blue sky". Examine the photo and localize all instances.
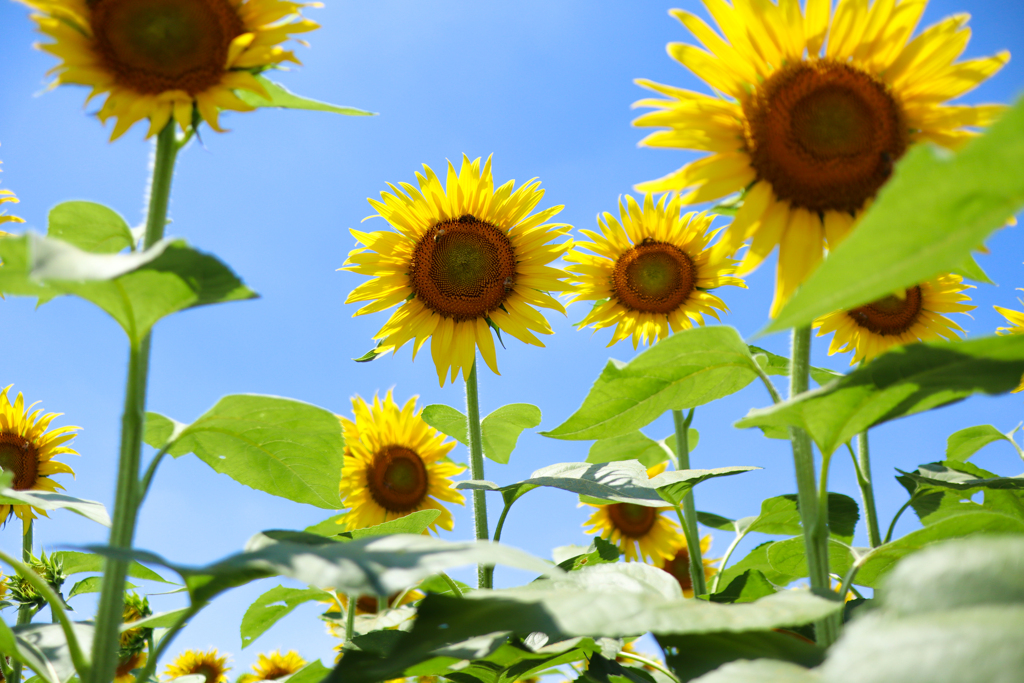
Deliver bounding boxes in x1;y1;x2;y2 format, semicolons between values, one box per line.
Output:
1;0;1023;672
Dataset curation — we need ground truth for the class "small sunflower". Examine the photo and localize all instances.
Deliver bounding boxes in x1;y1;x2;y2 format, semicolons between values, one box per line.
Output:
814;273;974;364
336;588;423;617
21;0;319;140
0;385;80;525
582;463;680;563
165;649;230;683
0;156;23;227
634;0;1009;315
114;650;147;683
567;193;745;348
119;592;152;656
338;392;465;533
656;534;717;599
341;155;573;386
238;651;305;683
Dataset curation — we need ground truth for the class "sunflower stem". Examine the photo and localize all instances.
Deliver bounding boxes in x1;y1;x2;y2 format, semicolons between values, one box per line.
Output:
788;326;838;646
614;651;681;683
464;361;491;589
671;408;707;597
709;529;748;594
89;121;180;683
854;431;882;548
345;593;357;643
9;520;34;683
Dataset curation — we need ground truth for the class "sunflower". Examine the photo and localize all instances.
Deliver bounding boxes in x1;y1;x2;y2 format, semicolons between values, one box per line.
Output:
238;651;305;683
341;155;573;386
338;392;465;533
119;592;152;656
335;588;423;617
164;649;230;683
996;295;1024;335
114;650;147;683
567;193;745;348
0;156;23;228
0;385;80;525
656;534;717;599
21;0;319;140
582;463;681;563
814;273;973;364
634;0;1009;315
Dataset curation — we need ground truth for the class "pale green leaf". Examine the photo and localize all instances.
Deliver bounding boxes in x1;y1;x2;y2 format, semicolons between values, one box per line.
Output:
651;467;759;506
946;424;1015;462
421;404;468;445
587;431;673;468
241;585;332;648
47;201;133;254
690;660;820;683
481;404;541;464
239;76;375;116
52;551;170;583
0;489;109;527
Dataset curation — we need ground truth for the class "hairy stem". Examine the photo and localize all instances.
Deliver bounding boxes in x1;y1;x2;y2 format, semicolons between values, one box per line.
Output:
89;121;180;683
9;521;34;683
439;572;464;597
465;362;490;589
855;431;882;547
671;409;706;597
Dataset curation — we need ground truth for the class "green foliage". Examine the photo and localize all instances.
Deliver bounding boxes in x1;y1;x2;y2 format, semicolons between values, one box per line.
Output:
556;537;621;572
0;488;110;527
422;404;469;445
240;585;332;648
144;395;346;509
657;630;823;682
688;660;820;683
708;570;778;605
51;551;169;583
543;327;762;440
481;404;542;464
238;76;376;116
11;623;94;683
767;96;1024;333
660;428;700;457
0;235;257;345
954;252;995;285
285;661;334;683
46;201;134;254
587;431;675;468
749;346;843;387
945;424;1019;462
737;335;1024;455
716;542;798;589
766;537;853;581
338;509;442;539
650;467;759;506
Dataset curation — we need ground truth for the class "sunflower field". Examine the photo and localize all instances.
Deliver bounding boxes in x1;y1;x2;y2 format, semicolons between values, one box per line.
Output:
2;1;1024;682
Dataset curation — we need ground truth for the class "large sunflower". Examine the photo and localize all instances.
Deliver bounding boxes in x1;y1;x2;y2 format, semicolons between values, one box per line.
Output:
338;392;465;533
814;273;973;364
0;385;80;525
164;649;230;683
634;0;1009;315
342;155;573;386
21;0;319;140
238;651;305;683
582;463;681;563
656;534;717;598
567;193;745;348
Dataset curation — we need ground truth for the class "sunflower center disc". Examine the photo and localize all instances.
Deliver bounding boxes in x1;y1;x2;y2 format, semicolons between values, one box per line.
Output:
368;446;429;512
0;434;38;490
848;286;923;335
411;215;517;322
194;664;220;683
745;60;907;214
660;547;694;593
612;241;696;314
607;503;657;538
354;591;399;615
90;0;244;95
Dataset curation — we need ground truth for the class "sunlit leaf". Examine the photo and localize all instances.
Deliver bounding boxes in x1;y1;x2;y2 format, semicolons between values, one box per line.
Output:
13;623;94;683
543;327;761;440
651;467;760;506
717;542;798;589
767;97;1024;333
52;551;170;583
766;537;854;581
238;76;376;116
946;424;1017;462
954;252;995;285
422;404;469;445
481;404;542;464
749;346;843;387
587;431;674;468
709;570;778;604
68;576;136;598
897;463;1024;491
688;660;820;683
47;201;134;254
240;585;332;648
0;488;110;527
736;335;1024;455
339;509;442;540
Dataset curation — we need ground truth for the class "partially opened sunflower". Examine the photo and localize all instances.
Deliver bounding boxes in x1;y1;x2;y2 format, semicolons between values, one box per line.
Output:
634;0;1009;315
21;0;319;139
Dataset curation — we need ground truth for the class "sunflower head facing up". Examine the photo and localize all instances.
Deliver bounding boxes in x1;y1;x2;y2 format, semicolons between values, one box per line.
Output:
567;193;745;348
338;392;465;533
165;649;231;683
634;0;1009;315
0;385;80;526
342;155;573;386
814;273;974;364
656;534;717;599
21;0;319;140
238;651;305;683
582;463;680;563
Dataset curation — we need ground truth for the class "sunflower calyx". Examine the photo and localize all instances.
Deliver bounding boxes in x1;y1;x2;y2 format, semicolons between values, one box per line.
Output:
8;550;66;610
120;591;154;658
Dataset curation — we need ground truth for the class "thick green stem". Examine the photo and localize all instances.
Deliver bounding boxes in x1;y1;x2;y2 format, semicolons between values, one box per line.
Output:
9;521;34;683
482;499;515;588
671;409;706;597
884;498;915;545
788;327;838;646
465;362;490;589
438;572;464;598
89;121;179;683
345;594;356;642
855;431;882;548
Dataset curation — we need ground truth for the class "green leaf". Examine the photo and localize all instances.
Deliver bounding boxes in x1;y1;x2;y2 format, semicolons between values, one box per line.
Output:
766;537;854;581
651;467;760;506
741;496;802;536
422;404;469;445
13;623;94;683
749;346;843;387
657;630;823;682
0;488;110;527
240;585;332;648
339;509;442;540
897;463;1024;491
659;428;700;457
0;235;257;344
0;619;58;683
47;201;133;254
481;404;541;464
145;395;346;509
285;660;334;683
736;335;1024;455
52;551;170;583
556;537;621;572
697;512;736;531
543;327;761;440
143;412;187;450
856;509;1024;587
304;514;348;537
824;493;860;543
946;424;1016;462
68;576;135;598
238;76;375;116
685;660;820;683
587;432;673;468
709;570;778;604
766;96;1024;333
954;252;995;285
717;542;798;589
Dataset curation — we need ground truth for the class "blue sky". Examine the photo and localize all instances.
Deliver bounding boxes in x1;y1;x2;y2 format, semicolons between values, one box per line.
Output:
1;0;1023;672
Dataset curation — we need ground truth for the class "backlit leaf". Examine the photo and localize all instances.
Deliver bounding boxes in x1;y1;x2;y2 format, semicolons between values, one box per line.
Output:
422;404;469;445
240;585;333;648
481;404;541;464
587;431;673;468
239;76;376;116
946;424;1016;462
47;201;133;254
658;630;823;681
